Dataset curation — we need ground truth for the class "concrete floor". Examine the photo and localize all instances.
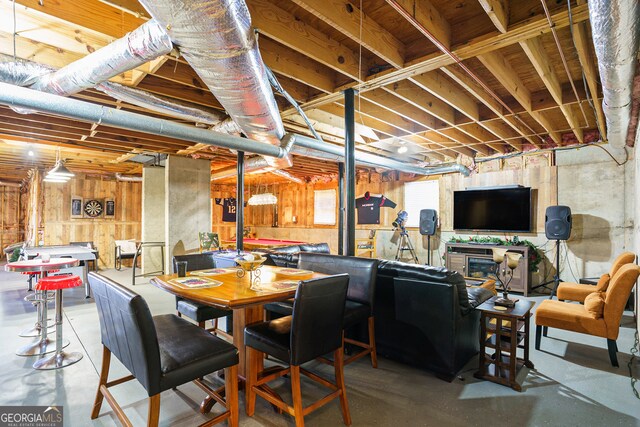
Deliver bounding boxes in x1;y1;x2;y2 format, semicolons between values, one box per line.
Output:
0;264;639;427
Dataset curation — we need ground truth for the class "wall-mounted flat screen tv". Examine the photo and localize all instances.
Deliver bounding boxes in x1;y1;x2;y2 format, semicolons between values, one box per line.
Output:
453;187;532;232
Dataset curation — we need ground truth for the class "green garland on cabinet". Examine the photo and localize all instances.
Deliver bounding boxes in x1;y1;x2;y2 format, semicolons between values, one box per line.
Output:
447;235;542;273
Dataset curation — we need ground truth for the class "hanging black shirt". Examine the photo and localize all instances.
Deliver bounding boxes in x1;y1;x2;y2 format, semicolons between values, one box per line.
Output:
355;192;397;224
215;197;238;222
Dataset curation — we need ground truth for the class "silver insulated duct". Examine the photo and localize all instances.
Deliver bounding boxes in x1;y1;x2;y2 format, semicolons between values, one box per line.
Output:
588;0;640;146
29;19;172;97
138;0;290;169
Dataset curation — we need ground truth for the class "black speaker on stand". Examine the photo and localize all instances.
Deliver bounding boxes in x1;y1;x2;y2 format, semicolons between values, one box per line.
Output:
534;205;572;298
419;209;437;265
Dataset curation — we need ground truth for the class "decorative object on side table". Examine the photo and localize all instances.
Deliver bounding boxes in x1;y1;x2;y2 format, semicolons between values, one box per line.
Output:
492;248;523;308
236;253;266;290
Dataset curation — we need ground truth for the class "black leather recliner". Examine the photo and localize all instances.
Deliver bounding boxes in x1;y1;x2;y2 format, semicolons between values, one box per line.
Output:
244;274;351;426
88;272;239;426
172;253;232;339
374;260;494;381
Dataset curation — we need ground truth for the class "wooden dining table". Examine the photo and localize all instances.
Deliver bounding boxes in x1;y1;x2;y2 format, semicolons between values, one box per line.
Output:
150;265;325;379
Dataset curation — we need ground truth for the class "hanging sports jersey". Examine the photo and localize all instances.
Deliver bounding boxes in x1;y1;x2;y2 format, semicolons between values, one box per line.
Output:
355;192;397;224
215;197;238;222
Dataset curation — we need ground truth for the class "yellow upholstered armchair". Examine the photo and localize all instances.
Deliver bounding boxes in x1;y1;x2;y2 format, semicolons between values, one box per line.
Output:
535;263;640;367
556;251;636;302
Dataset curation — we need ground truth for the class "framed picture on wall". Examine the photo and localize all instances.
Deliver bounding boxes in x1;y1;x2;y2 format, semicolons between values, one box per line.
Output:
105;199;115;217
71;196;83;219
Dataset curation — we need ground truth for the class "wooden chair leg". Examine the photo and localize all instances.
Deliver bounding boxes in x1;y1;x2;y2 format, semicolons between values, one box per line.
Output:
334;348;352;426
147;394;160;427
177;312;182;318
535;325;542;350
607;339;619;367
91;346;111;419
290;365;305;427
198;321;206;329
367;316;378;369
225;364;239;427
246;347;258;416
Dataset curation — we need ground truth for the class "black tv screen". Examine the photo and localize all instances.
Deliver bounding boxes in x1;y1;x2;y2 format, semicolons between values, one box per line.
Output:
453;187;532;232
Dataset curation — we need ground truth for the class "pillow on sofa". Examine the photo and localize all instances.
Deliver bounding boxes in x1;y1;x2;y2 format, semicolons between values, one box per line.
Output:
584;292;605;318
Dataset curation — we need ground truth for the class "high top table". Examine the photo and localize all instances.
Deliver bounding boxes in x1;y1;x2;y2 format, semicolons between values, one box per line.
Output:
6;258;79;356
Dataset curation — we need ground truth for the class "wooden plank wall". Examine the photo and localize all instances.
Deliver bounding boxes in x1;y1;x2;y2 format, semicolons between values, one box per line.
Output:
211;157;557;251
42;174;141;268
0;186;24;253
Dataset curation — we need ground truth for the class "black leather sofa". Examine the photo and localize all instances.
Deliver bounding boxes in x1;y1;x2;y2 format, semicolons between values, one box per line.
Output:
374;260;493;381
260;242;493;380
259;243;330;268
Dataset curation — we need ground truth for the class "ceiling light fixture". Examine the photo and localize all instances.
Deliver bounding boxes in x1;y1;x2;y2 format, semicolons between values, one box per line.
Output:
28;150;34;157
397;146;408;154
247;192;277;206
44;148;74;183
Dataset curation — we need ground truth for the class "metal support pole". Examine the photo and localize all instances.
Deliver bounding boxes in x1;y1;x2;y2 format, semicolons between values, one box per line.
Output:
236;151;245;253
338;162;345;256
344;88;356;256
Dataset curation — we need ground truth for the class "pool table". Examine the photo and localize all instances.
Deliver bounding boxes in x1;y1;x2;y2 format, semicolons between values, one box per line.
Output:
222;238;306;250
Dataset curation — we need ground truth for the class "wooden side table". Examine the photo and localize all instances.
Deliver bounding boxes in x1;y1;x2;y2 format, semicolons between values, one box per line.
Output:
474;297;535;391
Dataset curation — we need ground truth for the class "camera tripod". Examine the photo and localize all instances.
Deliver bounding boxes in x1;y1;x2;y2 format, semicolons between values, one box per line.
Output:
395;228;419;264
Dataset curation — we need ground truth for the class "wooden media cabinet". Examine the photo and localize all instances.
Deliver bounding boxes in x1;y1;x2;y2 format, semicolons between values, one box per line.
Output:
445;242;531;296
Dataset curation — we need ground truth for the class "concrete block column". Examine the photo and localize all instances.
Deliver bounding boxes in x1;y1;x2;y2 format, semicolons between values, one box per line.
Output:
142;166;165;275
165;155;211;268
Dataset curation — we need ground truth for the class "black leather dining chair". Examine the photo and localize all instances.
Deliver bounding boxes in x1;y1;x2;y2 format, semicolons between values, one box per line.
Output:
244;274;351;427
172;253;232;340
88;272;239;427
265;253;380;368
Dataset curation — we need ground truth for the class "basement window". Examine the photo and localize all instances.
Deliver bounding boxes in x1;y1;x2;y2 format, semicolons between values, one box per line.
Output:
403;180;439;228
314;189;337;225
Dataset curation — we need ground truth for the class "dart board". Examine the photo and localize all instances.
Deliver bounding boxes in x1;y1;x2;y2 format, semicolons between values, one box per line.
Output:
83;199;104;218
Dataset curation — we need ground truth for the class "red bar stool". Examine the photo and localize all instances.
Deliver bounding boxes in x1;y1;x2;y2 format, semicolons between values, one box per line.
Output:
32;275;84;370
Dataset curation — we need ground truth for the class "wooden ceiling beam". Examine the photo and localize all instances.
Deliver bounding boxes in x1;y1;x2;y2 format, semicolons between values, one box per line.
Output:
477;50;560;145
519;37;584;143
478;0;509;34
382;81;454;124
258;37;336;94
389;0;451;49
460;122;510;154
15;0;141;38
435;128;492;156
572;17;607;141
284;3;589;117
290;0;405;68
440;65;535;149
247;0;364;81
360;89;440;130
409;70;480;121
0;0;112;55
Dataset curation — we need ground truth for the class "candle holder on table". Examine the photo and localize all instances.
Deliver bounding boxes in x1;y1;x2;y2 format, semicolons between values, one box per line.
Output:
491;248;523;308
236;255;266;291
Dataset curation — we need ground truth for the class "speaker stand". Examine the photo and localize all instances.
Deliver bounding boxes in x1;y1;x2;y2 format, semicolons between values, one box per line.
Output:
426;235;432;266
531;239;562;298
